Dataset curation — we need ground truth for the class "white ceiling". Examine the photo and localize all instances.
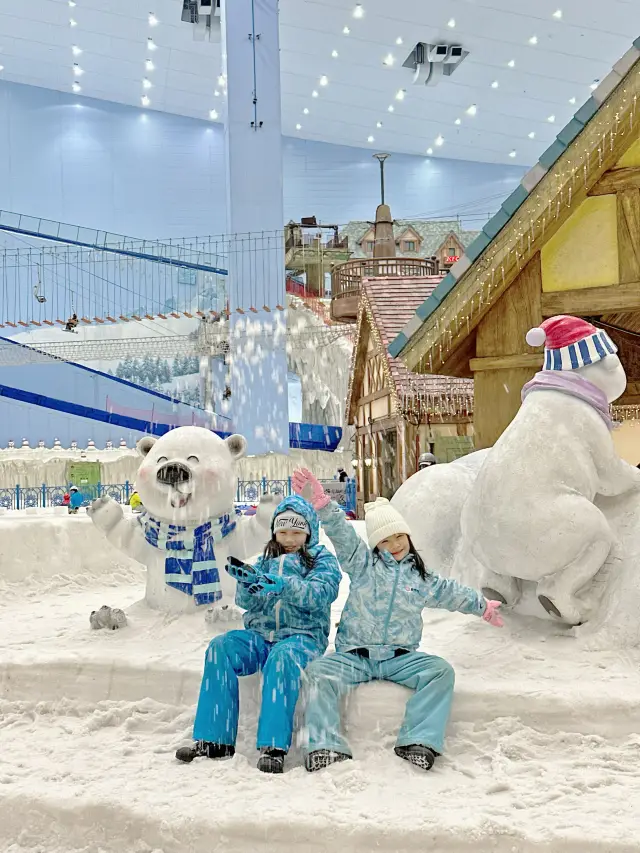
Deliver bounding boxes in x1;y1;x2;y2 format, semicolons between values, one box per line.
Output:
0;0;639;166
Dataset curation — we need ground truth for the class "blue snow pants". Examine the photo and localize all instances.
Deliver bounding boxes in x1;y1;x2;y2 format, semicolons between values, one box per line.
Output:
193;629;322;751
305;651;455;755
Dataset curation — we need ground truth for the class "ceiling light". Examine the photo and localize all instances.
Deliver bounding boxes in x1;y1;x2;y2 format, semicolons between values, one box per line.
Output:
491;80;499;89
68;0;76;5
454;118;461;125
383;53;395;66
507;59;515;68
147;38;157;51
214;90;220;97
312;90;319;98
0;66;4;72
209;109;218;120
72;45;82;56
367;135;375;143
343;26;350;35
447;18;456;28
319;75;328;86
466;104;477;116
296;123;302;130
547;114;555;123
143;78;152;89
303;107;309;114
426;147;433;155
353;4;364;18
141;95;150;107
72;81;81;93
590;80;599;90
552;9;562;19
569;96;576;104
73;63;84;76
148;12;159;26
509;150;517;158
218;74;225;86
528;35;538;45
69;18;77;27
395;89;405;100
396;37;403;45
376;121;383;128
331;50;339;58
145;59;155;71
528;131;536;139
387;104;394;112
435;134;444;146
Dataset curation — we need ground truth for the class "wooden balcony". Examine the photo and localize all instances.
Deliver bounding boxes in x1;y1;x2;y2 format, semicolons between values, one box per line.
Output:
330;256;439;322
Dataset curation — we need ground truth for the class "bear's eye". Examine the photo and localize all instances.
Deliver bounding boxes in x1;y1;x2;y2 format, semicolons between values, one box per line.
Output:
157;456;168;464
187;455;199;464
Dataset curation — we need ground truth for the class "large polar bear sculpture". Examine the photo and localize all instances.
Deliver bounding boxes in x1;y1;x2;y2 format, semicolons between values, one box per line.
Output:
89;426;276;620
393;315;640;641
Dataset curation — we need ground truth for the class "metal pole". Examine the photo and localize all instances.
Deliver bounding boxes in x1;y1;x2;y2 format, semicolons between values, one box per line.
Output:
373;153;390;205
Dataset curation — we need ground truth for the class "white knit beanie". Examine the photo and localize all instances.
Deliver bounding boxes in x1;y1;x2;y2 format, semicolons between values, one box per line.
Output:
364;497;411;549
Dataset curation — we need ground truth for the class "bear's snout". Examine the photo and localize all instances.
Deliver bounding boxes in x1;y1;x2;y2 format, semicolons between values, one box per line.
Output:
156;462;192;487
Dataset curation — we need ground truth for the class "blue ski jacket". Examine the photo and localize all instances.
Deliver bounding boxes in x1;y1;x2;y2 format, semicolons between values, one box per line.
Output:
318;501;487;660
235;495;341;651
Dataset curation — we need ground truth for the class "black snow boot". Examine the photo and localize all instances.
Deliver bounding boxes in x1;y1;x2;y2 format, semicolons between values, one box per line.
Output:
257;748;286;774
305;749;352;772
394;744;437;771
175;741;235;763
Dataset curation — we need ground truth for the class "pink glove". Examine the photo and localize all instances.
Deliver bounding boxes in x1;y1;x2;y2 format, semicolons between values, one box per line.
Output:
482;599;504;628
291;468;331;510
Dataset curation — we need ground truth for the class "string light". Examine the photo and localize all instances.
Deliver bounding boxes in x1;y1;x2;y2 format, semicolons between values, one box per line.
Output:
410;66;640;379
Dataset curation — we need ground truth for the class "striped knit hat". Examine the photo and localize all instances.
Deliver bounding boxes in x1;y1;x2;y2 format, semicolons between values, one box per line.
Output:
525;315;617;371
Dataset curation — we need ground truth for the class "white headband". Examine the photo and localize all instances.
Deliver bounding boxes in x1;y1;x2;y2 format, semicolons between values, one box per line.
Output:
274;511;310;535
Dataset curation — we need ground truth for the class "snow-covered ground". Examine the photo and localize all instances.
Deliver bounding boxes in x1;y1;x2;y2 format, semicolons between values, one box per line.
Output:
1;512;640;852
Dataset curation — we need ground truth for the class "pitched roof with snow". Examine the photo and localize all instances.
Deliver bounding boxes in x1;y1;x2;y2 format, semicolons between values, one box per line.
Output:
346;275;473;421
339;219;480;259
388;38;640;367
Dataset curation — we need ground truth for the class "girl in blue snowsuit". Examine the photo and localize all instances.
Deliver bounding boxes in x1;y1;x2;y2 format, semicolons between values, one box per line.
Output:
292;469;503;773
176;495;341;774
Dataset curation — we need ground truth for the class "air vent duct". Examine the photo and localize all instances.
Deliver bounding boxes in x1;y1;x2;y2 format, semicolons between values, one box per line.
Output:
403;42;468;87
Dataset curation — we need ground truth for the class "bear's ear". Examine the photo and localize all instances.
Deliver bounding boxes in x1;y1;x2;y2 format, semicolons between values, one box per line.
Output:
225;433;247;460
136;436;158;457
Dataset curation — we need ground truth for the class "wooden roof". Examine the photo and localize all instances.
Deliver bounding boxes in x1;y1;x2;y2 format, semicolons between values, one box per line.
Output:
346;275;474;422
389;39;640;376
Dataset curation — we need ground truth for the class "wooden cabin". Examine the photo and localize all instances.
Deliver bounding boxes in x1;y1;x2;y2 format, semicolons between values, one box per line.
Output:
347;275;473;514
389;41;640;462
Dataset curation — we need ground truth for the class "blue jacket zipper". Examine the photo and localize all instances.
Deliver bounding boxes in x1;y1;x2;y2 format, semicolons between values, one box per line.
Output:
382;560;401;645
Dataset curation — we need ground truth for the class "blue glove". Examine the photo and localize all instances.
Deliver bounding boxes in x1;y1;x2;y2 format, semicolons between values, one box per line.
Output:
248;573;285;597
225;556;258;585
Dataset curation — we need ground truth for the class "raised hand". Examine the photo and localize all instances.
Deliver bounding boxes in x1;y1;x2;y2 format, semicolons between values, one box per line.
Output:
225;556;258;585
291;468;331;510
482;599;504;628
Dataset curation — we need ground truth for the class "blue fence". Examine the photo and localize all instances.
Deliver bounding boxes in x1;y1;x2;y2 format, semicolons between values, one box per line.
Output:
0;479;357;514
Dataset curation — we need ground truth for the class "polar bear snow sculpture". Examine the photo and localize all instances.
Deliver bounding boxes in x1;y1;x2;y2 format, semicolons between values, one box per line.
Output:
393;315;640;631
88;426;276;619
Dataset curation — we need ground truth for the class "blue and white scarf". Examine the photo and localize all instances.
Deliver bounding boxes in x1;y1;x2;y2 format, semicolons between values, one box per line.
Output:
138;511;237;606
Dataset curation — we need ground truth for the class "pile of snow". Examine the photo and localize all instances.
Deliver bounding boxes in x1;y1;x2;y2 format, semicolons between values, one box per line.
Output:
0;514;640;850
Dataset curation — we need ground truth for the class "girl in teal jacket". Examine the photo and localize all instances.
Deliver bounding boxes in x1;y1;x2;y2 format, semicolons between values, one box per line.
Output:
292;469;503;773
176;495;341;774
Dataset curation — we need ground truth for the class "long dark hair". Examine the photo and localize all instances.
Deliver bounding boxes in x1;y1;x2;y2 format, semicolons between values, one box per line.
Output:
262;536;316;571
374;536;428;581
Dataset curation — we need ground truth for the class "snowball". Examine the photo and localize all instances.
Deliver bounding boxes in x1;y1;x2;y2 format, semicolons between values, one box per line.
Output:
526;327;547;347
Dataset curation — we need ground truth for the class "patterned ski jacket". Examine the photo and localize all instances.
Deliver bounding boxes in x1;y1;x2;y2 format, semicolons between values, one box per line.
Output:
318;501;486;660
236;495;341;651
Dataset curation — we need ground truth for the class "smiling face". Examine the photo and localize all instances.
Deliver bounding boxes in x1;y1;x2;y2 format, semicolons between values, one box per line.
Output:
275;528;308;553
135;427;247;525
377;532;410;561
